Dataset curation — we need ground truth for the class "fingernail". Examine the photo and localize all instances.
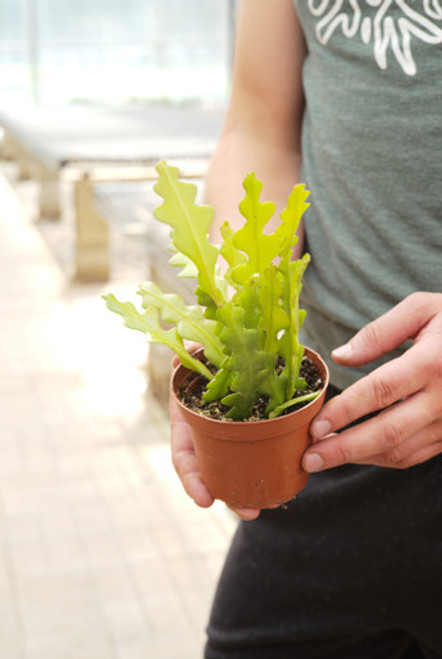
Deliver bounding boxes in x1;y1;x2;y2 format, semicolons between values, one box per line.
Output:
303;453;325;473
311;419;332;439
332;343;352;359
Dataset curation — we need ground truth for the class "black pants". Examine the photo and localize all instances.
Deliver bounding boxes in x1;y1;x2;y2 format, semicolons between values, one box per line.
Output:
205;386;442;658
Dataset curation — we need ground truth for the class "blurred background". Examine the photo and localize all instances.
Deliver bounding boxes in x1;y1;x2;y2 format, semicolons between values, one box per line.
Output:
0;0;235;107
0;2;237;658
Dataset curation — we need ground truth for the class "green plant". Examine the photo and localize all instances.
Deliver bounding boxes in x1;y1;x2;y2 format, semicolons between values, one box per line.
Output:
103;161;321;420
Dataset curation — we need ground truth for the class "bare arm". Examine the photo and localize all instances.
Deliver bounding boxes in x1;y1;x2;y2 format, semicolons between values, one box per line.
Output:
206;0;306;250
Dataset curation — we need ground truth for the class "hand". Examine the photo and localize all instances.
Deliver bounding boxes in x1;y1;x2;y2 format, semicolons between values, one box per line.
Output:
170;348;262;521
303;292;442;472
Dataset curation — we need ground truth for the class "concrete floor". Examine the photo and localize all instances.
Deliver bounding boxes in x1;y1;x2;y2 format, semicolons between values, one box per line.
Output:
0;167;236;659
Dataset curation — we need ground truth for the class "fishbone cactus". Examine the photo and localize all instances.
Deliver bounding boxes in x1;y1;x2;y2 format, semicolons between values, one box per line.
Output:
103;161;320;420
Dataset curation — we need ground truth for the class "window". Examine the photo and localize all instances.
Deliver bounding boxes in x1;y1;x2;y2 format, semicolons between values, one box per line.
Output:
0;0;235;106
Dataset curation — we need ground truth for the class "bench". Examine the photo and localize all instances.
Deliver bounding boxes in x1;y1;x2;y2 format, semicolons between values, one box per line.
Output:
91;173;205;406
0;104;222;280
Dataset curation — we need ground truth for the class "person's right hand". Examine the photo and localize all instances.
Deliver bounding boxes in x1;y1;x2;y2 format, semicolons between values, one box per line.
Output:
170;353;262;521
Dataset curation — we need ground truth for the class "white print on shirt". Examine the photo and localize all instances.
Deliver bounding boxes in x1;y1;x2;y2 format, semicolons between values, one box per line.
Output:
307;0;442;75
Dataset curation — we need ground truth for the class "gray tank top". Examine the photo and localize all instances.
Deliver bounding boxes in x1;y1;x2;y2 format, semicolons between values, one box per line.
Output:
294;1;442;388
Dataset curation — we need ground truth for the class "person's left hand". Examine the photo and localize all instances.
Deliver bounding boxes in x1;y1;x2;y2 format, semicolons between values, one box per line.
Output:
170;345;262;521
302;292;442;472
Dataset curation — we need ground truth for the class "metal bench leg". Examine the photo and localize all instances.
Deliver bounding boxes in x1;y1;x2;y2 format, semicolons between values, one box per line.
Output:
74;174;110;282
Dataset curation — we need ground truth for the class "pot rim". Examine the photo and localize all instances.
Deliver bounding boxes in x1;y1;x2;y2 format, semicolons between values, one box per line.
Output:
171;346;329;432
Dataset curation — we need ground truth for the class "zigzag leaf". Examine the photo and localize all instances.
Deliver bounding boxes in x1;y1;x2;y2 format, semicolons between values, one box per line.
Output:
231;174;281;285
215;303;276;419
258;265;288;354
219;220;247;290
274;184;310;256
137;282;224;368
154;161;224;307
102;293;214;380
279;253;311;397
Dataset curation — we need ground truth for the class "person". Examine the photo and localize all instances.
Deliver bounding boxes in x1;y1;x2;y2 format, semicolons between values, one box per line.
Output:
170;2;442;657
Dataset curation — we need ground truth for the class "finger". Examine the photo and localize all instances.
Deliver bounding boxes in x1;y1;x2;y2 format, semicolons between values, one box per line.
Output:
173;436;214;507
229;501;283;521
310;431;337;445
170;398;214;508
311;348;425;439
171;422;214;507
354;418;442;469
230;507;261;521
331;292;438;367
392;440;442;467
304;392;432;471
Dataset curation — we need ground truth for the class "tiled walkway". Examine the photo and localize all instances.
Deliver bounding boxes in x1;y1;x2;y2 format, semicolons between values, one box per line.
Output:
0;171;236;659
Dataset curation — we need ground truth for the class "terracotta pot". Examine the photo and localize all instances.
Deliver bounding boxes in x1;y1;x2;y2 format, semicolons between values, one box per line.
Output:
171;347;329;509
